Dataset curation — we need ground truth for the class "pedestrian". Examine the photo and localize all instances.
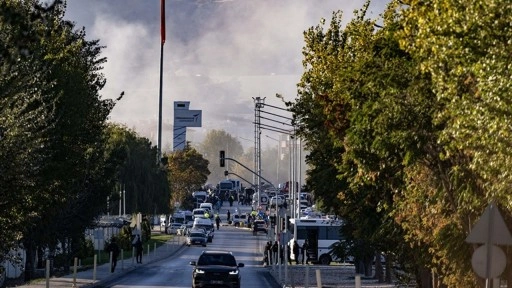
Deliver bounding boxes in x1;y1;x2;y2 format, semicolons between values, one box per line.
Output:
134;235;143;264
293;241;300;265
264;241;272;265
106;237;120;273
227;210;231;222
271;241;279;265
215;214;221;230
301;239;309;264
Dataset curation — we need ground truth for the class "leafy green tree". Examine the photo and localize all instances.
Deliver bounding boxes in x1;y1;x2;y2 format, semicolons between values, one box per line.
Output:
291;2;440;285
166;143;210;209
397;0;512;286
104;124;170;215
0;0;119;279
0;0;59;260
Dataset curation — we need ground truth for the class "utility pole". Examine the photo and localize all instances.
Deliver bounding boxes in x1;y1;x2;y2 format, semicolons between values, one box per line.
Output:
253;97;265;209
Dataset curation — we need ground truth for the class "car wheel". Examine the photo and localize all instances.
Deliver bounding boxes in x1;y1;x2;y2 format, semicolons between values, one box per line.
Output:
202;244;207;247
319;254;331;265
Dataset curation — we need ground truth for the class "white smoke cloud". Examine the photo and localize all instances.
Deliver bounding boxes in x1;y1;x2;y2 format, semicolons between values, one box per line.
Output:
64;0;388;149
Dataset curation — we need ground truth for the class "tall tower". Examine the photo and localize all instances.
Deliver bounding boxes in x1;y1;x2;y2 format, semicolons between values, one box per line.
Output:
173;101;202;150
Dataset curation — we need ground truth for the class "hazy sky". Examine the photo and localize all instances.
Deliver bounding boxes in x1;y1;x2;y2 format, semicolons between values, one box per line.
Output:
64;0;388;150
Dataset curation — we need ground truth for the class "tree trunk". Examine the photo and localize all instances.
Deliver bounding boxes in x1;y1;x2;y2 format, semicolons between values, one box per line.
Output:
364;257;372;277
385;257;392;283
63;237;70;274
374;251;384;283
418;267;432;288
23;241;35;282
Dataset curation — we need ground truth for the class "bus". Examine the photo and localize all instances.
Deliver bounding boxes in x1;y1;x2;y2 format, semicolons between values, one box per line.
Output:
288;217;343;265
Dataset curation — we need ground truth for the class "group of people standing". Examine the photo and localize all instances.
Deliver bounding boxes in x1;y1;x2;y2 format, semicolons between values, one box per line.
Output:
264;239;311;265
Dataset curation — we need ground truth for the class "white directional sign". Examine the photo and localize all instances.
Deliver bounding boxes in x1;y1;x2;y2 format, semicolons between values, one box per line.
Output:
174;109;202;127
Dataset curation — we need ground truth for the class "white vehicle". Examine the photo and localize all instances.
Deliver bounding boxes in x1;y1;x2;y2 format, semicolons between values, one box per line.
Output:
230;179;241;193
231;213;248;227
192;208;207;219
288;217;343;265
299;199;310;210
192;191;208;208
171;211;185;224
269;195;285;206
193;217;214;242
167;222;183;234
199;202;213;213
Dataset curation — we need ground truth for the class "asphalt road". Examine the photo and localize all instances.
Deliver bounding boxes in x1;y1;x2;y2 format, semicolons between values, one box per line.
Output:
97;206;281;288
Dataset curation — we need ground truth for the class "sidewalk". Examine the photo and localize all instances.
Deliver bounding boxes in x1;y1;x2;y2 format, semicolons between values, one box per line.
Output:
13;234;186;288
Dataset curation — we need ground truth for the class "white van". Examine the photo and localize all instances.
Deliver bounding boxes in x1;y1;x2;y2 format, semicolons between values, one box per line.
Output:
199;202;213;213
192;208;206;219
193;217;214;242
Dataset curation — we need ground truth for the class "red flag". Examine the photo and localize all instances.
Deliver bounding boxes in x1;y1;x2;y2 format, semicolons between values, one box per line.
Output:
161;0;166;44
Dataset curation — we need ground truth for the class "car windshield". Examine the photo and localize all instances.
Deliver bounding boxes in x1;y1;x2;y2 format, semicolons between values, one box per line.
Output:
194;224;211;231
197;254;237;266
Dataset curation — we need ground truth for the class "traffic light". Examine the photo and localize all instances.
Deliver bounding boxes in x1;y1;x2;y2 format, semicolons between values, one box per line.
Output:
219;150;225;167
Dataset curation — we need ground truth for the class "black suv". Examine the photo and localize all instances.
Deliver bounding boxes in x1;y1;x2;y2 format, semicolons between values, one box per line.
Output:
190;250;244;288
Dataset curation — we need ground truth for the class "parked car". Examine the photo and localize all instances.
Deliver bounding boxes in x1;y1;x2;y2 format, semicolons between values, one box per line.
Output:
190;251;244;288
186;231;208;247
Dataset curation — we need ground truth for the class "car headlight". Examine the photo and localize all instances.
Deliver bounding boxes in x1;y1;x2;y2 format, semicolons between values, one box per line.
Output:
195;269;205;274
229;270;239;275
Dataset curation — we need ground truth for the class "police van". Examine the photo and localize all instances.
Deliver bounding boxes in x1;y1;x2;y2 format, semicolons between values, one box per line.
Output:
193;217;215;242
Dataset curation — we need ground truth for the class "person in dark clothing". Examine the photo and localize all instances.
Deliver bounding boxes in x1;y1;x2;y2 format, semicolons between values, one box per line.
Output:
293;241;300;265
134;235;143;264
271;241;279;265
215;214;221;230
301;239;309;264
264;241;272;265
227;210;231;222
106;238;120;273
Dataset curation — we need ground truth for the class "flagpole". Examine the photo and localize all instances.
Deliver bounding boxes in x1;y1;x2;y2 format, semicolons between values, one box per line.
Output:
157;0;166;163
